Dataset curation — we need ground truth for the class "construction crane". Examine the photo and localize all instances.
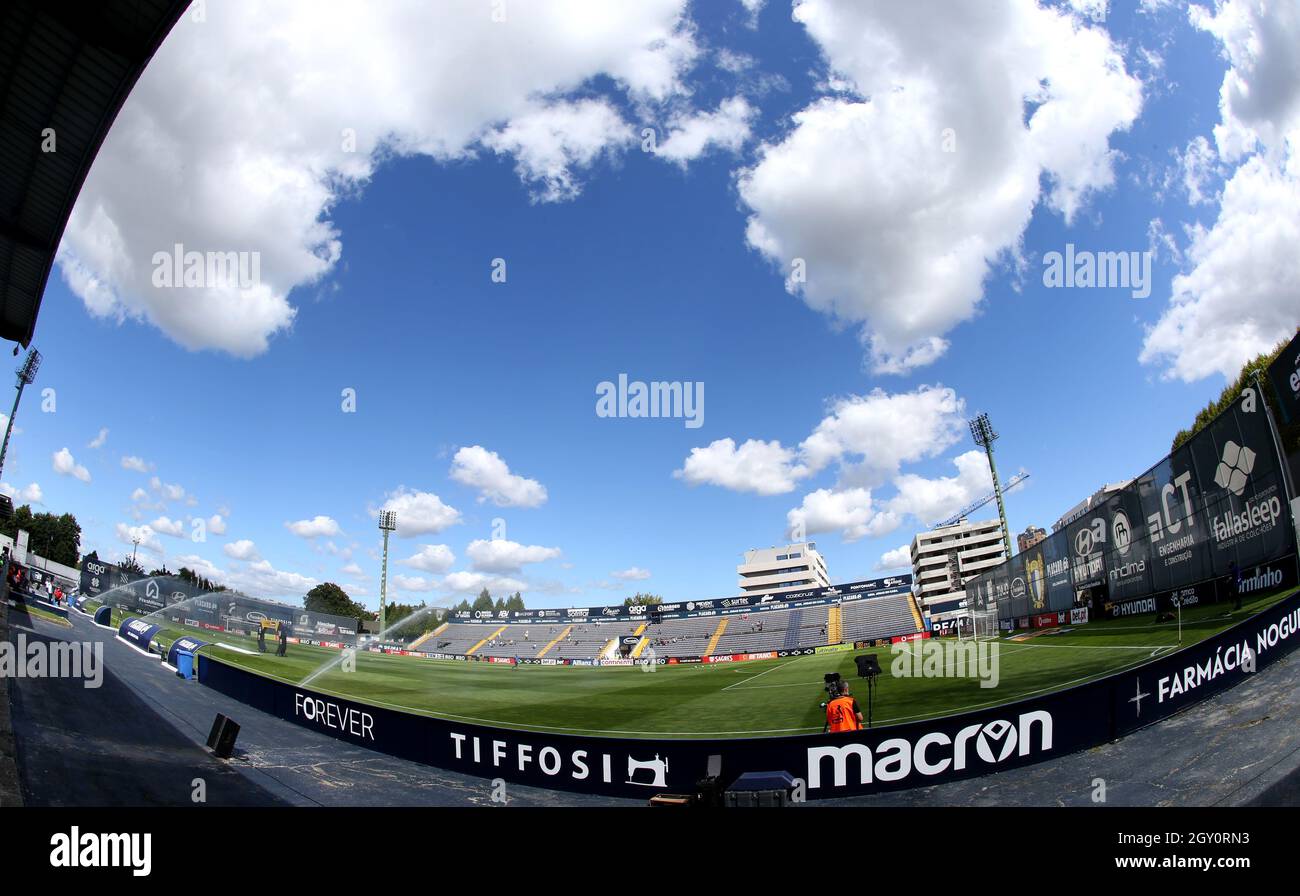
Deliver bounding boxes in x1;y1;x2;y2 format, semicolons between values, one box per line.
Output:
934;472;1030;528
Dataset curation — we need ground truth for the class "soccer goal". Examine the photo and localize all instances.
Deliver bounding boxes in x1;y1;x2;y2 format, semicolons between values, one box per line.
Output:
961;609;1000;642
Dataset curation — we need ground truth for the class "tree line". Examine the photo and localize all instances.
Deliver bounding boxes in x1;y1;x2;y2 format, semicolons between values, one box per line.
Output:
1171;334;1300;457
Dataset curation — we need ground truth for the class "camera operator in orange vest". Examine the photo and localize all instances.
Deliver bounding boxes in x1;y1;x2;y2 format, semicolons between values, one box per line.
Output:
823;677;864;733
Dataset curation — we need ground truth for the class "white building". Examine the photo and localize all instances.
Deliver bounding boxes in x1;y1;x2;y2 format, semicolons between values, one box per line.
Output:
910;517;1007;622
737;542;831;597
1052;480;1134;532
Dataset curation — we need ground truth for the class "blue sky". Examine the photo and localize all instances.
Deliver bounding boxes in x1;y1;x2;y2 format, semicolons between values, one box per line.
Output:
9;0;1299;610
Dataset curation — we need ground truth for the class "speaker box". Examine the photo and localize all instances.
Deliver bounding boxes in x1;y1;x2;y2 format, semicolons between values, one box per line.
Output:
207;713;240;759
855;654;881;677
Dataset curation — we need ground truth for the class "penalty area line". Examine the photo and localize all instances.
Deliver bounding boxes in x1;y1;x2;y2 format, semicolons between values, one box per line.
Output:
721;654;813;691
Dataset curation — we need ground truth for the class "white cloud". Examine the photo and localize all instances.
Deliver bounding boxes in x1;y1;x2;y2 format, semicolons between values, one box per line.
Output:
286;515;342;538
1179;135;1221;205
341;561;364;578
482;98;636;203
440;571;528;595
1140;158;1300;381
392;574;438;593
223;539;261;561
130;487;149;502
885;450;994;527
56;0;698;356
1191;0;1300;165
1140;0;1300;382
738;0;765;28
52;448;91;483
376;488;462;537
465;538;562;574
169;553;225;583
786;487;898;542
88;428;108;449
116;522;162;557
448;446;547;508
170;550;319;599
655;96;754;165
121;455;153;473
799;387;965;488
677;385;965;495
675;437;807;495
788;449;997;542
1067;0;1108;22
150;516;186;538
208;514;228;535
233;559;318;598
876;544;912;572
612;566;652;581
737;0;1140;372
399;544;456;574
0;482;42;503
150;476;187;502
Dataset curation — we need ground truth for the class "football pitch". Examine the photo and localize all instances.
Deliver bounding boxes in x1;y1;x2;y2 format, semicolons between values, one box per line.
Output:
96;588;1294;739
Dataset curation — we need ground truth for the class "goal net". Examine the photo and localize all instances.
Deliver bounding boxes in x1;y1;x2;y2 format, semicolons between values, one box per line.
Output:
962;609;1000;642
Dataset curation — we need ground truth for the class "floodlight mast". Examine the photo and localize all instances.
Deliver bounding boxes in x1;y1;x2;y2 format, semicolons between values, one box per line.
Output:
378;510;397;637
0;348;41;483
969;412;1015;561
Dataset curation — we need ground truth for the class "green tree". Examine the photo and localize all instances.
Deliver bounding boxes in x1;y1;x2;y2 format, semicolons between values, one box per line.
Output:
471;588;494;613
506;591;525;612
0;507;81;566
119;555;146;576
623;592;662;607
177;566;227;593
304;582;369;620
382;601;444;640
1171;335;1300;456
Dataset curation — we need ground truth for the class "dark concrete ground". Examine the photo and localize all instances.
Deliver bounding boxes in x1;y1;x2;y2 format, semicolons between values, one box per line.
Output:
4;603;1298;807
8;606;625;806
0;601;23;807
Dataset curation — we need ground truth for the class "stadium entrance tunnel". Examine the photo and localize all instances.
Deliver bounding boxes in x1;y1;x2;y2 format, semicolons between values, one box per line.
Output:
197;588;1300;801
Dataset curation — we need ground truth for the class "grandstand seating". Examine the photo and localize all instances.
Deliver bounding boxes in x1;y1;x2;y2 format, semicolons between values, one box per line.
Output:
424;622;492;655
548;620;642;660
638;615;715;658
840;592;921;643
710;605;827;655
475;624;551;658
427;591;923;661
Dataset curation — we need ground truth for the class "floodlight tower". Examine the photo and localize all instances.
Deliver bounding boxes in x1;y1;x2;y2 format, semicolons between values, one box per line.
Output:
378;510;397;636
969;412;1015;560
0;348;41;483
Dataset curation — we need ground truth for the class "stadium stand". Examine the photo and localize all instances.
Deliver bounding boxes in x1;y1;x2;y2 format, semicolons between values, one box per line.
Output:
549;621;641;660
427;589;923;661
475;624;549;658
425;622;492;656
840;592;922;643
711;605;827;655
638;615;717;658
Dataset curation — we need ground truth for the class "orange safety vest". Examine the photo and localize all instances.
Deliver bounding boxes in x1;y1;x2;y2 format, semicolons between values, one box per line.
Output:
826;695;862;732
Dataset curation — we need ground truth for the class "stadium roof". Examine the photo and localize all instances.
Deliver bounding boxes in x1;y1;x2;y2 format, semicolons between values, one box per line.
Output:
0;0;190;347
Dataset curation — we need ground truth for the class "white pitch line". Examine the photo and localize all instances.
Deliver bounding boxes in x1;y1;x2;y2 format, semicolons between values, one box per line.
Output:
213;642;257;655
721;655;809;691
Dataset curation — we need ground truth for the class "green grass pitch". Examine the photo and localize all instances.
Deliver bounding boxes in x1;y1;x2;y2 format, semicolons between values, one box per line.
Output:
92;588;1294;739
